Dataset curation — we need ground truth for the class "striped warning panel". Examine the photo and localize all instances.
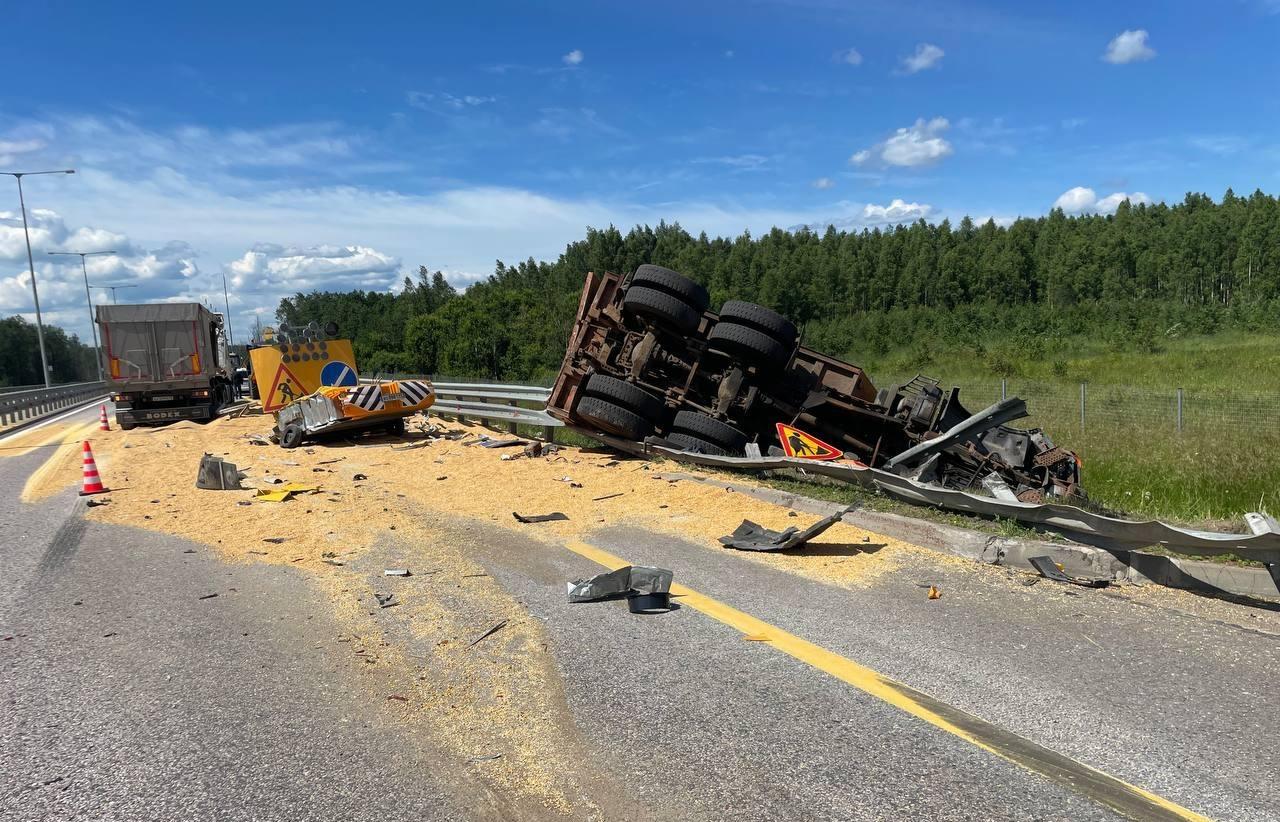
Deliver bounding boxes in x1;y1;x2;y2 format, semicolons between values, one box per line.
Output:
345;383;385;411
398;380;433;407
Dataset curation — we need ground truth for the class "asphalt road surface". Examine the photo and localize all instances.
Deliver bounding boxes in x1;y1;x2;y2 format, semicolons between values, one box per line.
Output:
2;404;1277;821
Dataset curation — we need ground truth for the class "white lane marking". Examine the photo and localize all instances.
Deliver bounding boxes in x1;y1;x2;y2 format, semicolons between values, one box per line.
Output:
0;397;110;444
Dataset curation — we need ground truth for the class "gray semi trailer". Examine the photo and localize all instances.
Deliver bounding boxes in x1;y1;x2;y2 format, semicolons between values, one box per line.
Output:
96;303;235;429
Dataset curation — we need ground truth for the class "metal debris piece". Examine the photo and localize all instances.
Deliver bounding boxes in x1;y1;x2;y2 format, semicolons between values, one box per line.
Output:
554;476;582;488
468;620;508;647
246;434;271;446
197;453;246;490
263;537;286;544
980;472;1019;502
254;489;291;503
467;753;503;764
374;592;395;607
719;507;852;552
198;593;219;600
1028;555;1110;588
479;437;527;449
322;559;345;566
384;568;411;577
927;585;942;600
567;565;673;605
523;442;543;458
513;511;569;523
391;440;429;451
386;694;409;702
353;473;368;481
592;492;624;502
85;498;109;507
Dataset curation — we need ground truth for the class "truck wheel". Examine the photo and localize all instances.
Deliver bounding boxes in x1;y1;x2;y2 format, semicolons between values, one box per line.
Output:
575;396;653;440
718;301;798;347
671;410;747;453
249;379;260;400
631;265;710;313
707;322;790;370
583;374;664;421
120;420;136;431
385;418;407;437
280;424;305;449
666;433;731;457
622;286;701;334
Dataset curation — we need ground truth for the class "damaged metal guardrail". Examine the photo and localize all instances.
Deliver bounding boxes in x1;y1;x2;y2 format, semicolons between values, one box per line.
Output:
376;379;1280;571
362;378;560;436
0;381;109;429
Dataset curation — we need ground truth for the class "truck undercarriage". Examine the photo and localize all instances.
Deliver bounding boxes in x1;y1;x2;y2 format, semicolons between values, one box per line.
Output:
547;267;1083;502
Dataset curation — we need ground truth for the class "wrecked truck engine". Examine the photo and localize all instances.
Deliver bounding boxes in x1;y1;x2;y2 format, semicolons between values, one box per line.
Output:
547;266;1083;502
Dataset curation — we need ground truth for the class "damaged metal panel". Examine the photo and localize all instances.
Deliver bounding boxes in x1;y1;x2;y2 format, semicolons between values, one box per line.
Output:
883;398;1029;472
644;444;1280;564
567;565;673;602
719;507;852;552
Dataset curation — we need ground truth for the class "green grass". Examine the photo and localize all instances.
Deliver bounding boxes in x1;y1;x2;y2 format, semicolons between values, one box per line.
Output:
868;331;1280;526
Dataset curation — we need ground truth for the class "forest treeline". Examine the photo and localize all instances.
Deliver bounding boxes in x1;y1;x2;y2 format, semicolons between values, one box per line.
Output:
273;188;1280;381
0;317;98;386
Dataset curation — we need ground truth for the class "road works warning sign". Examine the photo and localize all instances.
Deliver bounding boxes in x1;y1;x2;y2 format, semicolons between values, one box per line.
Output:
775;423;843;460
265;362;307;411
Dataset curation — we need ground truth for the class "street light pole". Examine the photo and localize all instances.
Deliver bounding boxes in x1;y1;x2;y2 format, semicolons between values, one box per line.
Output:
89;283;138;304
49;250;116;382
3;169;75;387
221;272;234;345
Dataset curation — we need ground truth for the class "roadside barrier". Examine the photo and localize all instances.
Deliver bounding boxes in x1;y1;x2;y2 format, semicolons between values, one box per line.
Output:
0;382;108;429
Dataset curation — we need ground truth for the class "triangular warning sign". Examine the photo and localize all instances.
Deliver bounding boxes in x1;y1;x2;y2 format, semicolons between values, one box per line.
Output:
775;423;843;460
264;362;306;412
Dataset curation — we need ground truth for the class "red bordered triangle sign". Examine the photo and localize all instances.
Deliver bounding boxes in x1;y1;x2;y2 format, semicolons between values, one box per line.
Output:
775;423;843;460
264;361;306;411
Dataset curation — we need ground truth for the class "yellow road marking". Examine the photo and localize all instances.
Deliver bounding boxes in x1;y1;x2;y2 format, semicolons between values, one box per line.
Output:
20;421;100;503
563;539;1213;822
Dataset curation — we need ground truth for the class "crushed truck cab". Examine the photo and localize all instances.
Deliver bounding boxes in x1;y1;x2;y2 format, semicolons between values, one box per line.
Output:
548;266;1082;503
274;380;435;448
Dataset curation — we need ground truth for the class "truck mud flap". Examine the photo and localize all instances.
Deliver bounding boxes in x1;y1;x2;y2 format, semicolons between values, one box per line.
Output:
641;443;1280;564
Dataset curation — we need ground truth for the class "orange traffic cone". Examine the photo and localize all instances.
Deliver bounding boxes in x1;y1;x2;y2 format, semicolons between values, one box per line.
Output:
80;441;107;496
98;404;111;431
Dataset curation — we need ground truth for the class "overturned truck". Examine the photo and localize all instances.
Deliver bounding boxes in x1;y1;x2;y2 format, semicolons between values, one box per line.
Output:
548;266;1081;502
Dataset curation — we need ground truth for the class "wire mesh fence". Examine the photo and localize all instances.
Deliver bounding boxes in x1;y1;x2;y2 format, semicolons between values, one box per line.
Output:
880;376;1277;442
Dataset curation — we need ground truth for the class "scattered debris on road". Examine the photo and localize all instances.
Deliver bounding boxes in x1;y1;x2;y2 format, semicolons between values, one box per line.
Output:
263;537;286;544
198;593;219;600
196;454;245;490
719;507;852;552
468;619;508;647
383;568;411;577
513;511;569;523
467;753;504;764
567;565;674;613
1029;556;1110;588
927;585;942;600
591;492;624;502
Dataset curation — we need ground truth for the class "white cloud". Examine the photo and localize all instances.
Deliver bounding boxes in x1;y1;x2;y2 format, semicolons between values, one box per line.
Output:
812;177;835;190
1103;30;1155;64
898;43;944;74
562;49;584;66
1053;186;1152;214
724;49;735;58
833;48;863;66
228;243;400;292
860;198;932;224
694;154;769;170
851;117;953;168
407;91;497;111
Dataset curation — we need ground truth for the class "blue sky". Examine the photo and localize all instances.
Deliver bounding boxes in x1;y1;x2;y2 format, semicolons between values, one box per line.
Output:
2;0;1279;343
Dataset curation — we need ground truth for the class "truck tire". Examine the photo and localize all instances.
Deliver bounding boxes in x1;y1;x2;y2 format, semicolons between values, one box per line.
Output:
385;418;407;437
632;265;709;312
666;432;731;457
583;374;664;421
249;379;260;400
671;410;747;453
120;420;136;431
622;286;701;334
718;300;798;347
575;396;653;440
280;424;305;449
707;321;790;369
